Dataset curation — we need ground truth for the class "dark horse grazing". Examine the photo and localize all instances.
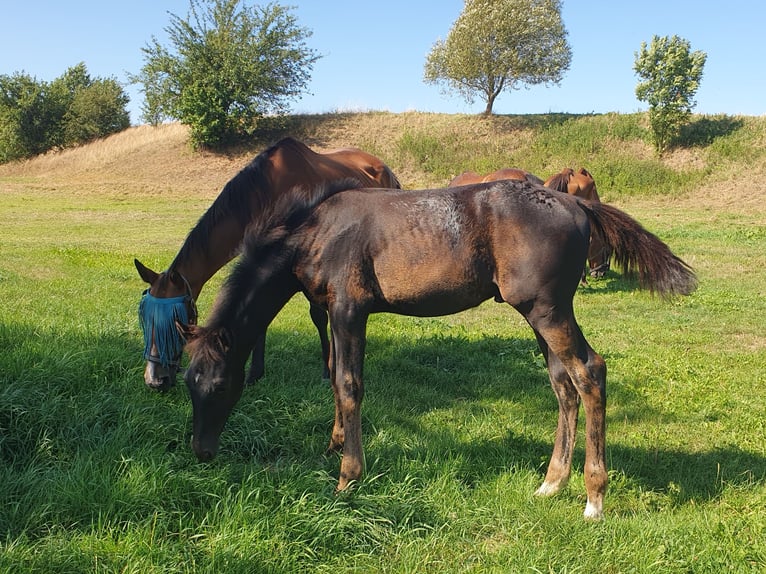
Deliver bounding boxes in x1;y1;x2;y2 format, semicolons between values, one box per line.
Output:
135;137;400;391
545;167;611;279
180;179;696;520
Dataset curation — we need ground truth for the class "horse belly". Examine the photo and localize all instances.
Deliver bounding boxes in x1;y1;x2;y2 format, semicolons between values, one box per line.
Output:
372;254;494;316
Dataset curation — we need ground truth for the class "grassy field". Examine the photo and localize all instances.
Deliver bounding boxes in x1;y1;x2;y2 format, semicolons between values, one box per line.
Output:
1;113;765;572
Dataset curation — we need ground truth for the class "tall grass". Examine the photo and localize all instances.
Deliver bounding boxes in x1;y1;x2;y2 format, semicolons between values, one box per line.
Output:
1;112;765;572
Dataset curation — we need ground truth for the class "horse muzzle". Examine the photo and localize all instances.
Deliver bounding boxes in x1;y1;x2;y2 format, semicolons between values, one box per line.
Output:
144;360;178;392
191;435;219;462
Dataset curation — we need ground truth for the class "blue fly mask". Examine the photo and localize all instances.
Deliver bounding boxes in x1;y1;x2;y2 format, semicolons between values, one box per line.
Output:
138;290;198;368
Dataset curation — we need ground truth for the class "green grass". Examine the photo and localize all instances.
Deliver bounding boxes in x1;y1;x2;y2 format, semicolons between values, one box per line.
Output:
1;114;765;572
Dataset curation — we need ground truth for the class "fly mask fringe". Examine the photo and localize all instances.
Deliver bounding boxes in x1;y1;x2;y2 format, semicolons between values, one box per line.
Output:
138;293;192;367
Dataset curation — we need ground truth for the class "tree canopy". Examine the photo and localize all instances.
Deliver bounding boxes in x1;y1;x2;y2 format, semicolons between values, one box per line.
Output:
133;0;319;148
634;35;707;154
424;0;572;115
0;63;129;162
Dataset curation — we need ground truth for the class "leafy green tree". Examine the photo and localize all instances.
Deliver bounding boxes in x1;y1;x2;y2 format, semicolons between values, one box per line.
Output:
133;0;319;148
424;0;571;115
51;63;130;147
0;64;130;162
0;72;57;161
62;79;130;146
634;35;707;155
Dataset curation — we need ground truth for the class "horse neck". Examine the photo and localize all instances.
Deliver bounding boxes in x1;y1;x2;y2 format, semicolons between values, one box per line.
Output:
209;253;300;352
170;213;249;298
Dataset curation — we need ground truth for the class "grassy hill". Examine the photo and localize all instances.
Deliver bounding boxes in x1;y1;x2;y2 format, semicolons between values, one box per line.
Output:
2;111;764;206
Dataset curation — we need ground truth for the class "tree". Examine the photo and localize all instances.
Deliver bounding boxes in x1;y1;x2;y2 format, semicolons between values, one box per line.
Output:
61;79;130;147
133;0;319;148
51;63;130;147
424;0;571;115
634;35;706;155
0;64;130;162
0;72;57;161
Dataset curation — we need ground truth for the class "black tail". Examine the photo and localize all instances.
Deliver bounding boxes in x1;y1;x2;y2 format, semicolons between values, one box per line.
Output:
577;200;697;296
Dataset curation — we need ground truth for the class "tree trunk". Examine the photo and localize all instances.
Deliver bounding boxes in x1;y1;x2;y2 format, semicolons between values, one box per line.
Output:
483;95;496;115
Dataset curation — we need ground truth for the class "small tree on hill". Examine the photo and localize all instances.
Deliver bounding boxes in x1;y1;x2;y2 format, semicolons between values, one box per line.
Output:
51;63;130;147
0;64;129;162
634;35;707;155
133;0;319;148
424;0;571;115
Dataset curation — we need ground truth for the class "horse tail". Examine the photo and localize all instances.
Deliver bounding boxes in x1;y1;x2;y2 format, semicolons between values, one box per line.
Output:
577;200;697;297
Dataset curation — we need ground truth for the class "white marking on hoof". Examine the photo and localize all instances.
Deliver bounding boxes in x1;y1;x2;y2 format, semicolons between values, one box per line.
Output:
583;499;604;520
535;481;561;497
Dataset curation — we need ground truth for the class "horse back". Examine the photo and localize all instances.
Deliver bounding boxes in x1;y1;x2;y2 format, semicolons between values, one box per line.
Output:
293;182;590;315
263;138;398;196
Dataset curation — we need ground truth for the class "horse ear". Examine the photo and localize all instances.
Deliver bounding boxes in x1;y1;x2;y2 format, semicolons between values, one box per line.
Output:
215;328;233;353
135;259;160;286
176;321;199;343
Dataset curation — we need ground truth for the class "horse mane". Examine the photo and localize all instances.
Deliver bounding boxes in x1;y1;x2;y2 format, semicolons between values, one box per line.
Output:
243;177;362;257
544;169;574;193
168;137;315;271
203;178;361;331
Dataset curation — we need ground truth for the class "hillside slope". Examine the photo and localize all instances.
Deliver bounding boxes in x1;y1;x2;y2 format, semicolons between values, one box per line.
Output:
1;112;764;210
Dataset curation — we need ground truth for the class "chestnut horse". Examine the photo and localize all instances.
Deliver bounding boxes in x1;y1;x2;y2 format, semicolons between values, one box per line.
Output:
135;137;400;391
179;179;696;520
544;168;611;278
448;168;544;186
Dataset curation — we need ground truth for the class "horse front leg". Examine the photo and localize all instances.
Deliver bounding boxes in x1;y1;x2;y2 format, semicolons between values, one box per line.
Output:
308;301;331;379
245;330;266;385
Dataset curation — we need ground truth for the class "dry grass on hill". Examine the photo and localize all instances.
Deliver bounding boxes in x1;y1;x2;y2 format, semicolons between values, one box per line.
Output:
1;112;764;212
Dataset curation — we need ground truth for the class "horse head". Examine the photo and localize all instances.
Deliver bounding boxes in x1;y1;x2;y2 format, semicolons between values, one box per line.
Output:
179;322;246;462
135;259;198;391
572;168;599;201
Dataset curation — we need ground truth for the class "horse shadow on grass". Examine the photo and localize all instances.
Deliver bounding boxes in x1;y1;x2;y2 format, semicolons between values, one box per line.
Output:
4;321;762;542
234;327;765;508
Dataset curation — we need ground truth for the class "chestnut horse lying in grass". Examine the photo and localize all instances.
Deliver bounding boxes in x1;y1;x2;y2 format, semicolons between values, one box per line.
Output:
179;178;696;520
448;168;544;186
135;137;400;391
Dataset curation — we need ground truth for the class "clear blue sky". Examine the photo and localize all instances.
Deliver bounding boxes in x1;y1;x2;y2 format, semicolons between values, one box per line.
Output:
2;1;763;124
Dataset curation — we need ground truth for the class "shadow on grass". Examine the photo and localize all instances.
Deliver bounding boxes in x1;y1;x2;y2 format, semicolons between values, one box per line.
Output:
676;115;745;148
1;321;763;544
238;328;765;503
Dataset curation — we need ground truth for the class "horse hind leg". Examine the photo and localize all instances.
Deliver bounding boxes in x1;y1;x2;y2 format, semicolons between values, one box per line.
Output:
525;308;608;520
531;331;580;497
